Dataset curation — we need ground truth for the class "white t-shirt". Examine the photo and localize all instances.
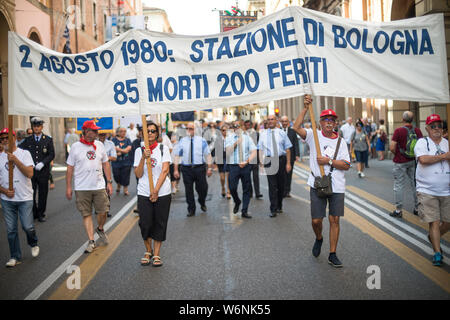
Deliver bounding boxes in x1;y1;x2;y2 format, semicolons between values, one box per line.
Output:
304;129;350;193
414;137;450;196
340;123;355;145
0;148;34;201
66;141;108;191
134;144;172;197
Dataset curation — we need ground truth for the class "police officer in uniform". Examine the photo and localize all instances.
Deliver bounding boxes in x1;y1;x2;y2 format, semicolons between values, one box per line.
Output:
20;117;55;222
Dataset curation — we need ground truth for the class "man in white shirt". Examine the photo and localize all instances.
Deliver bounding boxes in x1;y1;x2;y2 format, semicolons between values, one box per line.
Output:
339;117;355;161
0;128;39;267
293;95;351;268
414;114;450;267
66;120;113;253
126;123;139;143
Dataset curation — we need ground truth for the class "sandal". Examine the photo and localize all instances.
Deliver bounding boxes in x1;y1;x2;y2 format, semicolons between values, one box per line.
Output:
140;252;153;266
152;255;163;267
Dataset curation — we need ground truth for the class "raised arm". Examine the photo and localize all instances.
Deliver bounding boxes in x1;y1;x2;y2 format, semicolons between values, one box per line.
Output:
293;95;312;140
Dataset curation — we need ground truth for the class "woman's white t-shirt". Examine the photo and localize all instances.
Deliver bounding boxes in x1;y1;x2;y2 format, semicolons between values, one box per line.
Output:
414;137;450;196
304;129;350;193
134;144;172;197
0;149;34;201
66;141;108;191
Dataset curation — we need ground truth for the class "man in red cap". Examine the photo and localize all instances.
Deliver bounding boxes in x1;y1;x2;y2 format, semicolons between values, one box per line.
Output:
0;128;39;267
66;120;113;253
293;95;351;268
414;114;450;267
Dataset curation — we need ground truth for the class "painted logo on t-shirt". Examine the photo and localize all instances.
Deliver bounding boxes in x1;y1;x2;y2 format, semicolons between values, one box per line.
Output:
86;151;96;160
4;162;15;171
151;157;157;168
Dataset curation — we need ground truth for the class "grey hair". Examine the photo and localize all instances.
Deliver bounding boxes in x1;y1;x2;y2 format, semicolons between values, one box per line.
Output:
402;111;414;123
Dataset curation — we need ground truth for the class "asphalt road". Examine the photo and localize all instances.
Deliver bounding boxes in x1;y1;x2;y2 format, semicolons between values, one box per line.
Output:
0;159;449;300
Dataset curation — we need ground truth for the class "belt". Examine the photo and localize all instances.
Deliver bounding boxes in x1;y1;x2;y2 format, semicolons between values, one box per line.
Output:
181;164;206;168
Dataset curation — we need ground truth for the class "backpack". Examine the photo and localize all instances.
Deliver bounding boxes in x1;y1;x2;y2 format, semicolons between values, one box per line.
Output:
400;126;418;159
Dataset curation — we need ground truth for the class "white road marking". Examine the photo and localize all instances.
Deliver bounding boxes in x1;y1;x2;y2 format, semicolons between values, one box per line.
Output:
24;197;137;300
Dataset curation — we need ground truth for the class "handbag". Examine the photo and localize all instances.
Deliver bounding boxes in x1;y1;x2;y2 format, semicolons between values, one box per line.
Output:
312;137;342;198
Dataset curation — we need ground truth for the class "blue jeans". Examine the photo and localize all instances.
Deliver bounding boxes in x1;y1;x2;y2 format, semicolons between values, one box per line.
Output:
1;199;37;260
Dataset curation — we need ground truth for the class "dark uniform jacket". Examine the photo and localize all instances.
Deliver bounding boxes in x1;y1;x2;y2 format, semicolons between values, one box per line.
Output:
284;127;300;164
20;134;55;176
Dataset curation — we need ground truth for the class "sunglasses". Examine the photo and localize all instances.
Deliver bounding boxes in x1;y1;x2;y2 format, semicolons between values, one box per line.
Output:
429;123;443;129
0;136;9;141
321;117;336;123
148;129;158;134
187;128;194;131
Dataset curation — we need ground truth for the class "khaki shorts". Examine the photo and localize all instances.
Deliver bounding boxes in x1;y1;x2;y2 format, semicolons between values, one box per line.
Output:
75;190;109;217
417;192;450;223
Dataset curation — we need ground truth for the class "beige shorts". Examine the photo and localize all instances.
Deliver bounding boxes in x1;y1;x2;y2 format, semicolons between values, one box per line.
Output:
417;192;450;223
75;190;109;217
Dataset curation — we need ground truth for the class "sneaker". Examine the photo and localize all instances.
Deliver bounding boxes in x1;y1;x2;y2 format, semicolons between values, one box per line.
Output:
389;210;402;218
96;227;109;245
31;246;40;258
312;238;323;257
360;172;365;178
85;240;96;253
432;252;443;267
427;234;443;257
357;171;361;178
328;253;343;268
5;259;21;268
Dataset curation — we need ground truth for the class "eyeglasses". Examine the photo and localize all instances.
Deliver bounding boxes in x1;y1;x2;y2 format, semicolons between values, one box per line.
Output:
321;118;336;123
0;136;8;141
430;123;443;129
148;129;157;134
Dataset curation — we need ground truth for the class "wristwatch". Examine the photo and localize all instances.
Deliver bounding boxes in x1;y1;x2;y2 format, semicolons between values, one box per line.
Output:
107;180;113;184
328;159;333;167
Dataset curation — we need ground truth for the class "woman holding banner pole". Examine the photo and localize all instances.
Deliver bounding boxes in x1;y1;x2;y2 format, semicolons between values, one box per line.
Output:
134;121;172;267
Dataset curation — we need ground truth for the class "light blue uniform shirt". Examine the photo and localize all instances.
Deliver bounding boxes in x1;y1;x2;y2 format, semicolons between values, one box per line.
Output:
225;133;257;164
257;128;293;157
175;135;210;165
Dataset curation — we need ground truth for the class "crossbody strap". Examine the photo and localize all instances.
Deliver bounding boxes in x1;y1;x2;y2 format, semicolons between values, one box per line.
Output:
330;137;342;173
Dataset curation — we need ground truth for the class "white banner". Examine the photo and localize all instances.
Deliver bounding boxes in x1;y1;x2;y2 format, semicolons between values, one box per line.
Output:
8;7;449;117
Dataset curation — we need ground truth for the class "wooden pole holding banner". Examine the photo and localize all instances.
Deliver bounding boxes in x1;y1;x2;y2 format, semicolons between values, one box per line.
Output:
141;115;154;193
8;115;14;190
307;103;325;177
447;104;450;149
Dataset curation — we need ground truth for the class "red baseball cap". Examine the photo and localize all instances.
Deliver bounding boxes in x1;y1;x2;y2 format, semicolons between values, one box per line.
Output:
426;114;442;125
0;128;16;136
320;109;337;118
82;120;101;130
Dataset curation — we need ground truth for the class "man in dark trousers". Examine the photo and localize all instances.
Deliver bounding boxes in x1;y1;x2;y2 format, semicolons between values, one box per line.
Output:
173;122;213;217
258;114;292;217
243;120;263;199
20;117;55;222
280;116;300;198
